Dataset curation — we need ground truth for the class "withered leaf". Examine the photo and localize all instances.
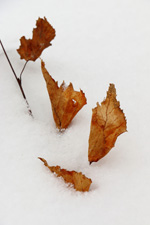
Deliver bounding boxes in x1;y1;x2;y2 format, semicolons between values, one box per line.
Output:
17;17;55;61
41;60;87;129
39;157;92;192
88;84;127;164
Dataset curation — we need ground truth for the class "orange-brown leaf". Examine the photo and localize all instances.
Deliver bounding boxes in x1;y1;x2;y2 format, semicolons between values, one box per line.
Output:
17;17;55;61
41;60;87;129
39;157;92;192
88;84;127;164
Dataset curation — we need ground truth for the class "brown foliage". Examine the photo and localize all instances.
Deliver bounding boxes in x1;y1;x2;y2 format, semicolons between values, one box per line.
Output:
88;84;127;164
41;60;87;129
39;157;92;192
17;17;55;61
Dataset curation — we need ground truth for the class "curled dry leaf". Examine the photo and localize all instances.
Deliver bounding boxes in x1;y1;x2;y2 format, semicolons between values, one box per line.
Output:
41;60;87;129
88;84;127;164
17;17;55;61
39;157;92;192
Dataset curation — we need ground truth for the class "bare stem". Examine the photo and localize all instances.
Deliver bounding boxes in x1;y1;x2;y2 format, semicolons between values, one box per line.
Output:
0;39;33;116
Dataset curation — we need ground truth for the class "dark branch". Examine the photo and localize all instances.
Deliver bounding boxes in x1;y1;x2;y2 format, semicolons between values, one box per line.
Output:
0;39;18;81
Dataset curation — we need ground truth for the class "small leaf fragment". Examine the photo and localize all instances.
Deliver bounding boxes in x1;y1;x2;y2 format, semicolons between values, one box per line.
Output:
39;157;92;192
17;17;55;61
41;60;87;129
88;84;127;164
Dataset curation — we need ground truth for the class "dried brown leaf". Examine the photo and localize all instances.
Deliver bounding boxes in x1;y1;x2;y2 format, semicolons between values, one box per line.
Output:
17;17;55;61
88;84;127;164
39;157;92;192
41;60;87;129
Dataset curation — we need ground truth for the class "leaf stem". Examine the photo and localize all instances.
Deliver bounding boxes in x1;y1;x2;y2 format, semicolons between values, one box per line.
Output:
0;39;33;116
20;60;28;84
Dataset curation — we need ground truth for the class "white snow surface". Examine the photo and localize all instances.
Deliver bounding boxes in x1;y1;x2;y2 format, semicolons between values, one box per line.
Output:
1;0;150;224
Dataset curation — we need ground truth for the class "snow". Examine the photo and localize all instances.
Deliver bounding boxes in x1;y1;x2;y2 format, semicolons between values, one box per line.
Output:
1;0;150;224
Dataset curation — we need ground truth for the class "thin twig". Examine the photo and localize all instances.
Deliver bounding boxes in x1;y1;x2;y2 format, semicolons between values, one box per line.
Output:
0;39;33;116
20;60;28;84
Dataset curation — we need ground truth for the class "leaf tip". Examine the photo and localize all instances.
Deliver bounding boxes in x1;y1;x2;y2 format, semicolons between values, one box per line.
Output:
38;157;48;166
41;58;45;67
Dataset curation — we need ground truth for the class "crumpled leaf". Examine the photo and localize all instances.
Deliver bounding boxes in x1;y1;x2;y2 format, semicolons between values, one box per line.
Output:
39;157;92;192
88;84;127;164
41;60;87;129
17;17;55;61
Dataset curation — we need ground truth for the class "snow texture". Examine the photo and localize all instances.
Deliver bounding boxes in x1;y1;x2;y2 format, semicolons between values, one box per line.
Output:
0;0;150;224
